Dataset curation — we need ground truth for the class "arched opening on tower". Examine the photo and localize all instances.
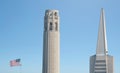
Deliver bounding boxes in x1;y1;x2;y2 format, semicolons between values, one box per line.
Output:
55;22;58;31
54;12;57;16
50;22;53;30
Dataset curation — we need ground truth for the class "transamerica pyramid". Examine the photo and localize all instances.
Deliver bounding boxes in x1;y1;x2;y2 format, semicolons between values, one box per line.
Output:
90;8;114;73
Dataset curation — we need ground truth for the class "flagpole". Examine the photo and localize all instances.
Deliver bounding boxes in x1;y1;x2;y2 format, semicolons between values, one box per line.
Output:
19;64;22;73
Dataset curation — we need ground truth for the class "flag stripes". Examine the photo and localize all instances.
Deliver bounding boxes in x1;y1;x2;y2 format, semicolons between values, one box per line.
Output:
10;59;21;67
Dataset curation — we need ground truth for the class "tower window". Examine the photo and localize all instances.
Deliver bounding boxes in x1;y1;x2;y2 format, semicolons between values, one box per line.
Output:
55;22;58;31
54;12;57;16
50;22;53;30
54;12;58;19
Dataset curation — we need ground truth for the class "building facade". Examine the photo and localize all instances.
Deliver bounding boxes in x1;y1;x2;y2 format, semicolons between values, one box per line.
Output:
42;10;60;73
90;8;114;73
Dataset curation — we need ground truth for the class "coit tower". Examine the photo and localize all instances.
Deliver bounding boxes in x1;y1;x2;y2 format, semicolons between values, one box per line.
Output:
90;8;114;73
42;10;60;73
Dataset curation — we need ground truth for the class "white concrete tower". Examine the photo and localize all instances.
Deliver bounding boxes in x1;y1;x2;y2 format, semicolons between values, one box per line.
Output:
42;10;60;73
90;8;114;73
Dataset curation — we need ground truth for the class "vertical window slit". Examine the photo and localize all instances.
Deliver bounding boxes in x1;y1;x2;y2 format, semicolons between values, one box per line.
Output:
55;22;58;31
50;22;53;30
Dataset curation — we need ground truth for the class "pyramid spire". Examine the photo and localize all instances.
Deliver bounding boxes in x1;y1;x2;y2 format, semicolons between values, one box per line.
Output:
96;8;108;55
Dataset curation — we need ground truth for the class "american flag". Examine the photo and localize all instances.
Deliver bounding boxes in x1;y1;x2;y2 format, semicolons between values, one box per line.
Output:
10;59;21;67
